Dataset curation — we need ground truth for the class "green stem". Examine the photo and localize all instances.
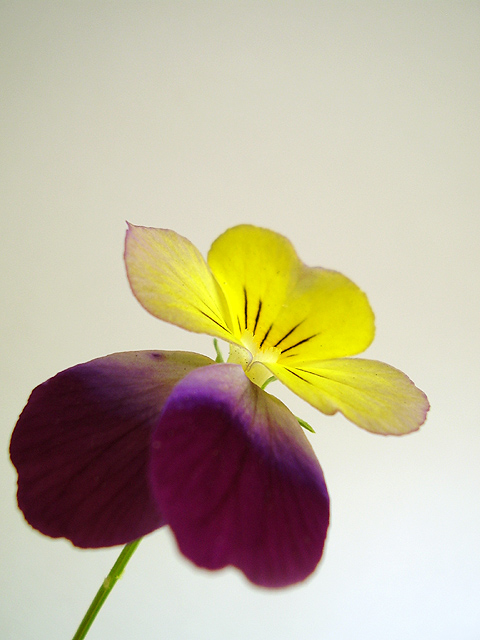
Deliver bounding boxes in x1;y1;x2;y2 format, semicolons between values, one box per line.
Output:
213;338;224;363
71;538;142;640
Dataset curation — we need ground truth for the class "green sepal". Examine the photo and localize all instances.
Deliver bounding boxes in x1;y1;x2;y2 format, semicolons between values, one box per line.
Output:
261;375;277;390
296;416;316;433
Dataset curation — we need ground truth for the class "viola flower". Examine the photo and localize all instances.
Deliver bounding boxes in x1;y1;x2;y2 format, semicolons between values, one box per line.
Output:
10;224;429;589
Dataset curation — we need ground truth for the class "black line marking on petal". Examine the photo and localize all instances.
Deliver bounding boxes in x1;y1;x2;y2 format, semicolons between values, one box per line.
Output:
253;300;262;334
259;323;273;348
197;309;228;331
284;368;313;384
274;321;304;347
295;368;330;380
243;287;248;330
281;334;318;354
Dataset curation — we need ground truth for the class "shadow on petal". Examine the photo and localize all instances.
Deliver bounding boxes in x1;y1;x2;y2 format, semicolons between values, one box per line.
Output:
10;350;212;548
150;364;329;588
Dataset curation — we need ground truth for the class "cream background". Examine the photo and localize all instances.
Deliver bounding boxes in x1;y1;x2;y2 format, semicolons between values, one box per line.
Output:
1;2;479;639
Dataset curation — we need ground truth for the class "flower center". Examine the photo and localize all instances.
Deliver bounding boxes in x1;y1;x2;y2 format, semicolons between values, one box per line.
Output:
226;330;280;388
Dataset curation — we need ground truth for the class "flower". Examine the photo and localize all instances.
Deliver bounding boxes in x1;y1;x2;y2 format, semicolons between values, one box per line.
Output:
10;224;429;588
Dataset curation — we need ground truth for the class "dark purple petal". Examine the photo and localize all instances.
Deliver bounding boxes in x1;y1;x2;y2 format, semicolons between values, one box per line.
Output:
149;364;329;588
10;350;213;548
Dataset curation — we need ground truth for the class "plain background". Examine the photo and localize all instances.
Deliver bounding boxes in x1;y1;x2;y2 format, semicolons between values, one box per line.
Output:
1;2;479;639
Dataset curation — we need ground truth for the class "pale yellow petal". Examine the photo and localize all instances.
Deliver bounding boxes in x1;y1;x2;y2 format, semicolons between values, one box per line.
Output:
125;224;235;341
269;358;429;435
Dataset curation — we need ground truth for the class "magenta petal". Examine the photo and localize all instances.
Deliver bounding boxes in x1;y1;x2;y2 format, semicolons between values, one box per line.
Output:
10;350;212;548
150;364;329;588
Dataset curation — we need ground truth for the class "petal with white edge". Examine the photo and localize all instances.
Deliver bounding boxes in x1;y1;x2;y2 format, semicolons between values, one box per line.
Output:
270;358;429;435
125;224;235;342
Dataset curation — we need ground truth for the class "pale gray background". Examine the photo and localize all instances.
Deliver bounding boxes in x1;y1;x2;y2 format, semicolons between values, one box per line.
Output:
1;2;479;639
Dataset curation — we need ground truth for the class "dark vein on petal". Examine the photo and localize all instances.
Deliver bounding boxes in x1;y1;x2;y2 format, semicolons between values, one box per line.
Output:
283;368;313;384
35;414;155;502
274;321;304;348
281;334;318;354
66;450;150;529
295;368;330;378
193;417;251;526
295;367;365;390
237;315;242;332
253;299;262;334
191;299;228;326
259;323;273;348
27;406;155;458
197;308;228;331
243;287;248;330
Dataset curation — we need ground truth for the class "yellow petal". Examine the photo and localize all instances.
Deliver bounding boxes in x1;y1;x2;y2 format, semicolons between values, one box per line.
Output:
208;225;374;361
125;224;234;341
269;358;429;435
208;225;300;342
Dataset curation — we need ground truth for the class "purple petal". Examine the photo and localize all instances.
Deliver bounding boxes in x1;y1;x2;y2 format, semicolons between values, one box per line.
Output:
10;351;212;548
149;364;329;588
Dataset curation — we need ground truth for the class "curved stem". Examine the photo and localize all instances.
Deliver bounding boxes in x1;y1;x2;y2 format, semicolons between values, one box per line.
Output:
71;538;142;640
213;338;224;363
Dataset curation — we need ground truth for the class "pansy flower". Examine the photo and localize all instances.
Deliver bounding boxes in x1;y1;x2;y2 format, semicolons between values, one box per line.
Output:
10;224;429;588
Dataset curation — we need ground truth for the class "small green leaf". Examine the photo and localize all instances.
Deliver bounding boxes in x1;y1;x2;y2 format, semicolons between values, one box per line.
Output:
296;416;315;433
